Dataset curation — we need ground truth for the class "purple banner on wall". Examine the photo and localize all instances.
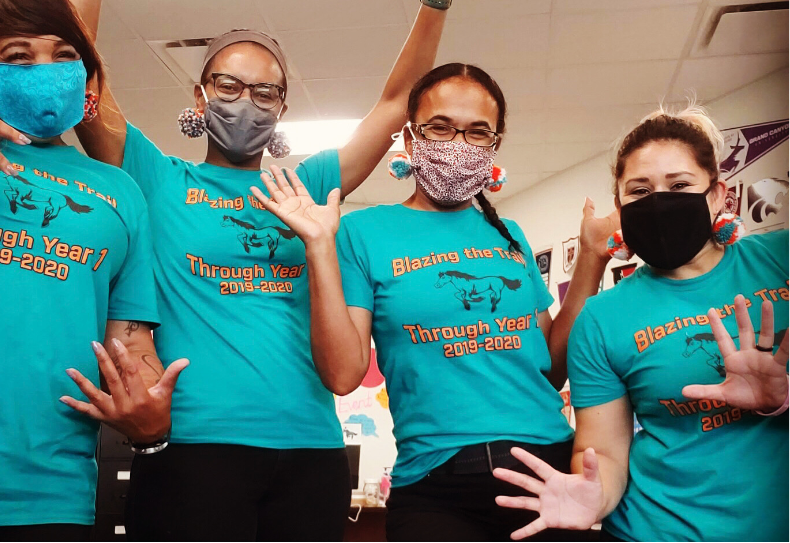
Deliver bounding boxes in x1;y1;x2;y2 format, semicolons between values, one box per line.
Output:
720;120;789;180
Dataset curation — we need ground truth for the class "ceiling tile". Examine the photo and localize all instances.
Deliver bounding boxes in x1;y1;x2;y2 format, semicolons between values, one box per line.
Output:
108;0;270;41
304;76;388;119
694;9;789;58
493;68;547;112
554;0;700;12
113;87;194;130
550;5;699;66
277;24;410;80
96;3;136;44
99;39;181;90
496;143;545;175
670;53;789;101
546;60;678;108
257;0;408;31
542;103;669;144
435;15;550;69
542;141;610;172
500;110;543;146
282;81;319;122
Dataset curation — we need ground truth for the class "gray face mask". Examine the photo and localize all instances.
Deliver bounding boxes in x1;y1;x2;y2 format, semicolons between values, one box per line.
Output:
204;98;278;163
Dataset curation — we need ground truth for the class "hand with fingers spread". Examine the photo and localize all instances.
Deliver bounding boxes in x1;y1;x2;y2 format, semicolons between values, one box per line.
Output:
682;295;789;413
0;120;32;177
580;197;620;261
494;447;604;540
60;339;189;443
250;165;342;245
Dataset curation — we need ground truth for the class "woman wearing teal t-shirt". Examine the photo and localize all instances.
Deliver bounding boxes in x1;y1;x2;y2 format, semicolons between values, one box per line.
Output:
251;63;616;541
48;0;450;540
494;107;789;541
0;0;186;539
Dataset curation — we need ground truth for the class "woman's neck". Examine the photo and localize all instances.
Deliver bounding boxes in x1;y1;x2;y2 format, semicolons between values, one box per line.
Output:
402;186;474;212
204;140;263;171
651;240;726;280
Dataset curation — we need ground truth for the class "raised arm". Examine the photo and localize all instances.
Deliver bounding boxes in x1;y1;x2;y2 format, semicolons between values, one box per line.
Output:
251;166;371;394
540;198;618;389
338;3;447;198
70;0;129;167
493;395;633;540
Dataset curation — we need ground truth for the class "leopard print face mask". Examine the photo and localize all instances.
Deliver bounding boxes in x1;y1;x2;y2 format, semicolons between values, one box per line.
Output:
410;139;496;206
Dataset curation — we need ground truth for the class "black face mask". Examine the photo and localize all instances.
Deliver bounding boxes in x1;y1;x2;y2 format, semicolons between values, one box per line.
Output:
620;187;714;270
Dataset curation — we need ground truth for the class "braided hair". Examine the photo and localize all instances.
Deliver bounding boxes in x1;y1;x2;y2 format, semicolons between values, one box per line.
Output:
407;63;523;254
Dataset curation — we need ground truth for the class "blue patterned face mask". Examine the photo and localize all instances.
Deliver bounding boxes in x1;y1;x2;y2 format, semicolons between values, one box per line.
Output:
0;60;87;139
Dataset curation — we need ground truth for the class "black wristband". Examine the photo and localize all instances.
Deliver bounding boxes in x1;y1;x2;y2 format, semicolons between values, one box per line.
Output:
420;0;452;10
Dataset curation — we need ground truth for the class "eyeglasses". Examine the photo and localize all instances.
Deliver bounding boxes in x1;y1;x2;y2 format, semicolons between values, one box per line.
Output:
208;73;285;111
411;122;500;148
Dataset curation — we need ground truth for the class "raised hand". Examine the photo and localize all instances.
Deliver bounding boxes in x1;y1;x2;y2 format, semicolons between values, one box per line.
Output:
494;447;604;540
60;339;189;443
0;119;32;177
682;295;789;412
250;165;342;245
580;197;620;260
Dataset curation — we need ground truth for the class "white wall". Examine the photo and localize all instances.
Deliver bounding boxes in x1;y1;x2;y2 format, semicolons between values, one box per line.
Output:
497;68;790;315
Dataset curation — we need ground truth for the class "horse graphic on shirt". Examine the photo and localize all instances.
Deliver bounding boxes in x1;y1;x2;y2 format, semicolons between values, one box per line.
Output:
682;329;786;377
435;270;521;312
683;333;726;377
3;173;93;227
221;215;297;257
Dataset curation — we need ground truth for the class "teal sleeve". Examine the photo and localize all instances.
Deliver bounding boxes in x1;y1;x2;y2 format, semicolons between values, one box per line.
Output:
107;202;160;327
567;306;626;408
294;149;341;206
751;228;789;267
122;122;183;200
507;220;554;312
336;218;374;312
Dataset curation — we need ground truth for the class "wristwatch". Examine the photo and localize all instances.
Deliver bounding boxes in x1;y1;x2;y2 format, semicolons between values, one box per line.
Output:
420;0;452;10
129;428;170;455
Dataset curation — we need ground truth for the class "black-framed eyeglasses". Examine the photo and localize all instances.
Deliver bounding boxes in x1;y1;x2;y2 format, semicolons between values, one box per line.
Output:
412;122;500;147
208;73;286;111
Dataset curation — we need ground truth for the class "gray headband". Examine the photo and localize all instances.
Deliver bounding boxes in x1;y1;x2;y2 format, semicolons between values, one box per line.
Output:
202;29;288;84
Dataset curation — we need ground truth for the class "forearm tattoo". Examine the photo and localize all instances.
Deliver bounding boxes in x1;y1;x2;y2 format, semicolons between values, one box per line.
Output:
124;321;141;337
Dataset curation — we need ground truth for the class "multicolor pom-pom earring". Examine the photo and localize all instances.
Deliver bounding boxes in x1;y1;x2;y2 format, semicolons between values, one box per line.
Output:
83;91;99;123
712;213;746;245
487;166;507;192
177;107;206;138
387;153;413;180
266;131;291;159
607;230;634;261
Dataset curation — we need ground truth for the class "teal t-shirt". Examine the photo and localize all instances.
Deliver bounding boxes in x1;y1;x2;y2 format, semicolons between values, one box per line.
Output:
337;204;574;487
121;123;343;449
568;230;789;542
0;141;159;525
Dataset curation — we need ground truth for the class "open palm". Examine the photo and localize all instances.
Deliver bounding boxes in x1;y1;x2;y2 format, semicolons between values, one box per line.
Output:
683;295;789;412
494;447;603;540
250;165;341;244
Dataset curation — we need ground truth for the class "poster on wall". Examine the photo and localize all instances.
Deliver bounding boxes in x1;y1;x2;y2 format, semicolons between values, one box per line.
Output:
557;280;570;305
612;263;637;285
535;249;552;287
720;120;789;235
562;237;579;273
720;119;788;180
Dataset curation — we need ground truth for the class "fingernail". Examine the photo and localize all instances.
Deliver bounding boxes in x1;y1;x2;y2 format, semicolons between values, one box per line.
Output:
91;341;102;354
65;368;76;378
4;164;17;176
59;396;69;404
18;134;31;144
112;338;123;350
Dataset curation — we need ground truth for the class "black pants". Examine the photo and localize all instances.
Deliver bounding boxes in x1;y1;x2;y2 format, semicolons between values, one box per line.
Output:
125;443;350;541
0;524;92;542
386;440;585;542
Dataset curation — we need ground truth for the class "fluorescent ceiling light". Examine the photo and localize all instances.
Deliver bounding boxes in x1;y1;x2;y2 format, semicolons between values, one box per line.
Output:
273;119;405;156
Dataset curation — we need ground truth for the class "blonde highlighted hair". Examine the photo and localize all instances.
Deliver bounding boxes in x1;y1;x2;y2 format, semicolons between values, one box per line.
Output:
611;101;724;196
